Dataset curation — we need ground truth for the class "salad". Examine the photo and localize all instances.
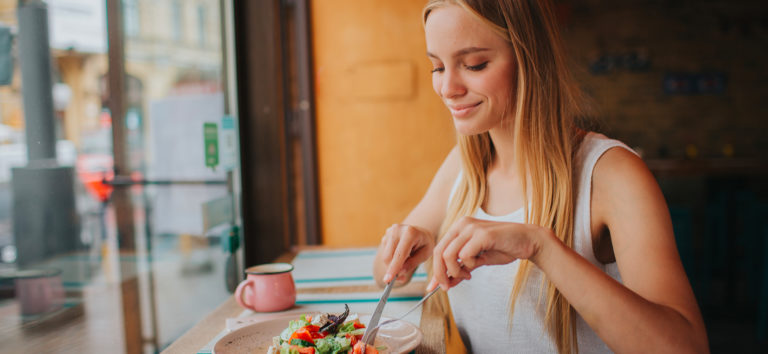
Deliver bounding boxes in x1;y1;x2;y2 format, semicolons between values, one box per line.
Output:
267;304;383;354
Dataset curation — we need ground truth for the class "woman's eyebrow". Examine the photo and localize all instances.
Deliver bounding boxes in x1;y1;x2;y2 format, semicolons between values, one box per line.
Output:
427;47;491;59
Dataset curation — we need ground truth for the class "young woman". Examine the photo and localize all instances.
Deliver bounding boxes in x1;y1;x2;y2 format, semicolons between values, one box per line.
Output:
372;0;708;353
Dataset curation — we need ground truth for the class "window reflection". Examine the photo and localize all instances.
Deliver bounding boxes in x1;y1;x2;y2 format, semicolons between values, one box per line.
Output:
0;0;238;352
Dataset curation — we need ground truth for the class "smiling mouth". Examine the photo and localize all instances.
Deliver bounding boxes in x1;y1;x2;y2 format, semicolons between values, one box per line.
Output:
448;102;481;117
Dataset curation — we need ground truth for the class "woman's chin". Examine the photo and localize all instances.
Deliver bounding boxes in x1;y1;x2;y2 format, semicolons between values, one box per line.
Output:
453;120;490;136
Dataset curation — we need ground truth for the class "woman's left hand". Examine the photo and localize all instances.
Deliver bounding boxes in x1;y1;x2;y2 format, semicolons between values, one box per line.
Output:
427;216;552;291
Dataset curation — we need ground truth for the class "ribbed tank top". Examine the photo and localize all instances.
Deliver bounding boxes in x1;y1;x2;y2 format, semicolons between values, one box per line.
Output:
446;132;636;353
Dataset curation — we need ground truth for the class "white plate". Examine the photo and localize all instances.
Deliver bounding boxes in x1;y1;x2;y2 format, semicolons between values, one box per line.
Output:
213;313;422;354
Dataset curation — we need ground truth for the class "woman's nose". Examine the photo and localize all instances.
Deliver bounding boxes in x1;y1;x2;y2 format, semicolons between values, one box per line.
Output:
439;70;466;99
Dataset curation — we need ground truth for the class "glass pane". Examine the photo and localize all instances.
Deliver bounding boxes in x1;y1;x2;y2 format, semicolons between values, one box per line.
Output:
0;0;240;352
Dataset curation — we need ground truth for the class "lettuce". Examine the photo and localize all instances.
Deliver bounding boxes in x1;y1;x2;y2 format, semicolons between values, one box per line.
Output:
280;318;310;341
278;343;299;354
314;336;352;354
337;321;357;334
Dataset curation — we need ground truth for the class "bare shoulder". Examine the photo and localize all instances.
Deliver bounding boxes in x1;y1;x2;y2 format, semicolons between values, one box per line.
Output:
591;146;660;207
590;145;673;258
591;146;678;278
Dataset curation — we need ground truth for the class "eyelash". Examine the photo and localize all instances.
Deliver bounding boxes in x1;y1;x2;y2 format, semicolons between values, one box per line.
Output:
431;61;489;73
466;62;488;71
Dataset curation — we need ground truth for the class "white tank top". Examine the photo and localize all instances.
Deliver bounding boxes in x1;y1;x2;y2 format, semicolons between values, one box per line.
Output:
446;132;636;353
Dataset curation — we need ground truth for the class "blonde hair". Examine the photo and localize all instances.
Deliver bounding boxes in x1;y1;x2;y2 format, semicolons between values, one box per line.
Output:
424;1;587;353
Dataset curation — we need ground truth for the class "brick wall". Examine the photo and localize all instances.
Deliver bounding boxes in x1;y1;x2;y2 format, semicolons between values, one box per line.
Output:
560;0;768;159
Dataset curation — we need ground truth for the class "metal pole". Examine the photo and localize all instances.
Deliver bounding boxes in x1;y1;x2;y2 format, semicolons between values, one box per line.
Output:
12;0;80;267
105;0;142;352
294;0;320;245
17;0;56;162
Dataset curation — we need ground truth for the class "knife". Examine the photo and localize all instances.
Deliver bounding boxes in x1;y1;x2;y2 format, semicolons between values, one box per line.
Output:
361;278;395;352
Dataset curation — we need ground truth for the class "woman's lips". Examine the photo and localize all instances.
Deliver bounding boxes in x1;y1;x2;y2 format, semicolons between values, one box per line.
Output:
448;102;481;118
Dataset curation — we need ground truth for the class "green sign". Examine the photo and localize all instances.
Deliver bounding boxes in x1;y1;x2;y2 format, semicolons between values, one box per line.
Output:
204;122;219;170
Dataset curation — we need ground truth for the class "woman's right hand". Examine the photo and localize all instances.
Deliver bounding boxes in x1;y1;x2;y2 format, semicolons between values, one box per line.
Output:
375;224;435;286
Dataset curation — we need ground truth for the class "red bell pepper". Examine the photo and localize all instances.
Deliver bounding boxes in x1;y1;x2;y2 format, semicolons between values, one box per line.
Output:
289;327;315;345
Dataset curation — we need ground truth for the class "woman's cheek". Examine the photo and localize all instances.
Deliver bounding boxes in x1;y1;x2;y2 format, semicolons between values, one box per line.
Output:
432;76;442;97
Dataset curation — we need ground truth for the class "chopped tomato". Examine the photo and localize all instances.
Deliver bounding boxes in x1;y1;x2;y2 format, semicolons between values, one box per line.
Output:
345;333;356;346
345;332;363;347
352;319;366;329
351;341;378;354
304;325;321;332
300;325;326;339
289;327;314;345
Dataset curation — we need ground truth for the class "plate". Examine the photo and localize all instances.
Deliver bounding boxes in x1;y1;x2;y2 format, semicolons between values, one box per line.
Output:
213;313;422;354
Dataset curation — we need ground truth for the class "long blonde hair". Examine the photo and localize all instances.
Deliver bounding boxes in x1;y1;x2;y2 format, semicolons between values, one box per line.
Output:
424;1;587;353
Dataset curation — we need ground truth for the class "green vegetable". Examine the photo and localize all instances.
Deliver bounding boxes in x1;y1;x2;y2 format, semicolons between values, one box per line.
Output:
333;336;352;351
314;338;339;353
273;305;359;354
290;339;315;347
348;328;365;336
314;336;353;354
279;343;300;354
337;321;356;334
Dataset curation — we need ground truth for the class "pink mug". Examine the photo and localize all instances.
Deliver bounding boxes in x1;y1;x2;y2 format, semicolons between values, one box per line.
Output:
235;263;296;312
14;268;65;316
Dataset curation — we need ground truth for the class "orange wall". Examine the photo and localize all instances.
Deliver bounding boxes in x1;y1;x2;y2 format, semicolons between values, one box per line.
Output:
311;0;455;246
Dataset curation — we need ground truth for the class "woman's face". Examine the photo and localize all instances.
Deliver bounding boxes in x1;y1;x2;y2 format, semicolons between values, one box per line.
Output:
425;5;517;136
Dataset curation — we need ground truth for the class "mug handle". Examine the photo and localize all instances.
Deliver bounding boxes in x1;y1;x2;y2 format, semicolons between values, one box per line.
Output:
235;279;254;310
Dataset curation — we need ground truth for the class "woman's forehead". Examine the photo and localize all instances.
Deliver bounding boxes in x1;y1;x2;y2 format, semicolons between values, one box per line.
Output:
425;5;508;56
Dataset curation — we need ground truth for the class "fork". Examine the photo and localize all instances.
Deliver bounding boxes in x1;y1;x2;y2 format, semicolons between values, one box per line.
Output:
362;287;440;350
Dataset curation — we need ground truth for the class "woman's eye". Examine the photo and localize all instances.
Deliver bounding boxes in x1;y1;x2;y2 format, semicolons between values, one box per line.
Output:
431;67;444;73
466;62;488;71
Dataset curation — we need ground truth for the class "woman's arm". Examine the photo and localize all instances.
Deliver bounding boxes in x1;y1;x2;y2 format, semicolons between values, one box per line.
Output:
429;147;708;353
537;147;707;353
372;146;461;287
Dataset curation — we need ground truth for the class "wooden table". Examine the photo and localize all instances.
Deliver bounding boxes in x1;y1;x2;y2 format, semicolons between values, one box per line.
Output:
162;249;464;354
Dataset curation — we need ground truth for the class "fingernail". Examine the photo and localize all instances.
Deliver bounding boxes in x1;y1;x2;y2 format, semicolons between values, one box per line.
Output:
383;273;392;283
426;278;437;291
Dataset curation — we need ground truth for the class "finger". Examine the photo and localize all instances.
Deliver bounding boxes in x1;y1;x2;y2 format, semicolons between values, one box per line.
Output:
457;234;488;270
433;274;465;291
441;220;473;279
433;222;460;258
396;272;409;283
380;225;398;265
400;245;428;277
381;227;401;283
385;226;417;282
431;246;450;290
426;277;439;292
442;231;472;279
446;275;464;289
432;227;463;290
